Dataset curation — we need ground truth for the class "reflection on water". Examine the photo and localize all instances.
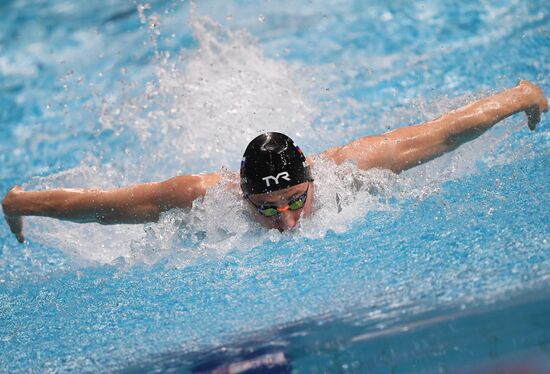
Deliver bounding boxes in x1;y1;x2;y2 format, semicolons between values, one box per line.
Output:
124;290;550;373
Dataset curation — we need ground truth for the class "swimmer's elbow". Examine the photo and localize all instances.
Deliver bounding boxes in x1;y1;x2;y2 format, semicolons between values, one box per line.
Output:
158;174;212;210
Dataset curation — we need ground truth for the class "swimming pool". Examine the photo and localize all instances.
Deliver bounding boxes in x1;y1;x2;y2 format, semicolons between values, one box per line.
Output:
1;0;549;372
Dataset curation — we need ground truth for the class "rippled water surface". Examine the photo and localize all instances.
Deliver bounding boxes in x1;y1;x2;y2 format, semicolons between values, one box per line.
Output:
1;0;549;372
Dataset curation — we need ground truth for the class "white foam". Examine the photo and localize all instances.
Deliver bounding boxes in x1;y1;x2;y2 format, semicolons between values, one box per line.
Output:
23;12;515;266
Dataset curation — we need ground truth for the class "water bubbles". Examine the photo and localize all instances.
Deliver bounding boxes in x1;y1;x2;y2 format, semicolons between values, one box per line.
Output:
148;13;161;32
137;3;151;24
381;11;393;21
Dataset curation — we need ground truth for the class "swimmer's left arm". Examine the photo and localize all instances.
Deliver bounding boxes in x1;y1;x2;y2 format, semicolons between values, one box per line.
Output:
322;80;547;173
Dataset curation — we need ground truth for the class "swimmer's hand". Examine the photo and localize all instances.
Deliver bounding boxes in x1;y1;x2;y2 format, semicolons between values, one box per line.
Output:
517;80;548;130
2;186;25;243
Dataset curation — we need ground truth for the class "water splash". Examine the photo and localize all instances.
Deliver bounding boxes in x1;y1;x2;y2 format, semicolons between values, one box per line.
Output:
99;13;320;178
22;10;523;266
23;13;322;264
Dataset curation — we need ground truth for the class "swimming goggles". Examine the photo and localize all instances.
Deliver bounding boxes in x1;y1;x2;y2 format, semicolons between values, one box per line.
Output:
247;184;309;217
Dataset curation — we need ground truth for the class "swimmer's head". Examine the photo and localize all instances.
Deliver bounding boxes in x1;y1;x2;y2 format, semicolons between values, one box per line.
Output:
240;132;312;195
240;132;314;230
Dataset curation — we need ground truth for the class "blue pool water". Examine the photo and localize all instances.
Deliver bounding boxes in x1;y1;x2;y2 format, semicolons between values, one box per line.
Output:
1;1;549;372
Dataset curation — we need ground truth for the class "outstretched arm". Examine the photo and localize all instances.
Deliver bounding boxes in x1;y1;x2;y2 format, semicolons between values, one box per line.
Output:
322;81;548;173
2;173;221;243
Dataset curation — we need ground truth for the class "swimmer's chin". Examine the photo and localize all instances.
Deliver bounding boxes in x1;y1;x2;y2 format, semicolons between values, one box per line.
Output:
262;223;297;232
276;223;300;232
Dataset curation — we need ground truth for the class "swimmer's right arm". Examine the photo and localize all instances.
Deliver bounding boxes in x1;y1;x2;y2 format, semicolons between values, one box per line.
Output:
1;173;221;243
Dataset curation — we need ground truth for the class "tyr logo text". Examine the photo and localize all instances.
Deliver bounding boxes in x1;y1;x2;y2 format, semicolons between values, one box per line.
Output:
262;172;291;187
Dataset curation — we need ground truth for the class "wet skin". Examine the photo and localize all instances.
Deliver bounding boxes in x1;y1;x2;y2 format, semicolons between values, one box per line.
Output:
246;182;314;231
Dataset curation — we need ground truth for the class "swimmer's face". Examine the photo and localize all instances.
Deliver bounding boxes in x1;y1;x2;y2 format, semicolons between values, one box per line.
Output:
246;182;314;231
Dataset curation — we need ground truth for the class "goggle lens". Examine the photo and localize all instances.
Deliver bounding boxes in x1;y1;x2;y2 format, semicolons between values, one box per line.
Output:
288;199;304;210
259;207;278;217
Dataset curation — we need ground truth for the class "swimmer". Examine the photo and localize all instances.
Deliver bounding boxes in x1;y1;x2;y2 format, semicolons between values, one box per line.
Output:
2;80;547;242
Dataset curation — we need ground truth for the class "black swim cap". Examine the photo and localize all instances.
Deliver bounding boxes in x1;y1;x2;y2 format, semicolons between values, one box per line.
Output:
240;132;312;196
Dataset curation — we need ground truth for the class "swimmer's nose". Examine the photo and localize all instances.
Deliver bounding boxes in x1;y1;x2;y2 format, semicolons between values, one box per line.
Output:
277;210;297;230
